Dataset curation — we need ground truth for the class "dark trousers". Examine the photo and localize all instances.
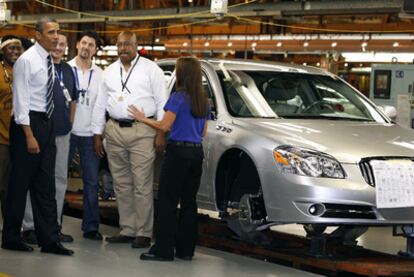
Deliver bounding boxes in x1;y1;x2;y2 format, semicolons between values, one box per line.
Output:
2;113;59;247
0;144;10;219
152;144;204;259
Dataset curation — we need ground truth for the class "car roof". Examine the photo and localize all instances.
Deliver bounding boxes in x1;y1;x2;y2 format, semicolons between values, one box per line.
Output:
158;58;332;76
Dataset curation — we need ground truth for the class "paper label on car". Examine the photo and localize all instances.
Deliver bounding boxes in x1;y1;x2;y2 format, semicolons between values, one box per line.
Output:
370;160;414;208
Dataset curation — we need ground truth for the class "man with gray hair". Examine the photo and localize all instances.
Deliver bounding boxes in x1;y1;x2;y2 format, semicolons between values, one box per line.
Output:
1;17;74;256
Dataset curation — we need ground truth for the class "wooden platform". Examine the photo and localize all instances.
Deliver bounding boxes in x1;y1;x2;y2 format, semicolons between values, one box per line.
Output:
65;192;414;277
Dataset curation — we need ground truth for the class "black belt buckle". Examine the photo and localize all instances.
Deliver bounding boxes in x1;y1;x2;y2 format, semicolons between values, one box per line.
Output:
119;121;133;128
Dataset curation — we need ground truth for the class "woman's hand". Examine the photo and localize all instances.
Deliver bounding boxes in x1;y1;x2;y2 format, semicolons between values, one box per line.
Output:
128;105;145;122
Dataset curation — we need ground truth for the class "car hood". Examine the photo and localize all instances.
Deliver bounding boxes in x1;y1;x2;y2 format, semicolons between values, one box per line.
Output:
234;118;414;164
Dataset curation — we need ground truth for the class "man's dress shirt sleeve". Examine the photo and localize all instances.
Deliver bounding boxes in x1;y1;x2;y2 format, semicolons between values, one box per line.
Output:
151;65;168;121
12;58;31;126
91;77;108;135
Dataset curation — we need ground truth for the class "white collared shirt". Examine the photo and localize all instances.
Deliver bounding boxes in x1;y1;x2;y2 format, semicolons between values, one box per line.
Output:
92;55;167;135
68;58;103;136
12;42;51;125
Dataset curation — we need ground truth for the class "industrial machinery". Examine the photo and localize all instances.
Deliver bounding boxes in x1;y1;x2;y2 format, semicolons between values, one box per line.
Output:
370;64;414;128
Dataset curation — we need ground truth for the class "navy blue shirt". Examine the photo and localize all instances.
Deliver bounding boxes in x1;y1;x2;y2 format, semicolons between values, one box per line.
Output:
164;91;208;144
52;62;78;136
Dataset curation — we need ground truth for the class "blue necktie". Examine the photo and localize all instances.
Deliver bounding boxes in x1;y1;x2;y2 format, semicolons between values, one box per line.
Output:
46;55;54;119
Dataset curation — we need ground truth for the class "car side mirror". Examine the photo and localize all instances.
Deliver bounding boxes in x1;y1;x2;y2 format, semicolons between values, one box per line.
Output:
379;105;397;120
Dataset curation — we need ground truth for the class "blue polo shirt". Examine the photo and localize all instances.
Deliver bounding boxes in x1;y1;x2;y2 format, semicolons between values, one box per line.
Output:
52;62;78;136
164;91;208;144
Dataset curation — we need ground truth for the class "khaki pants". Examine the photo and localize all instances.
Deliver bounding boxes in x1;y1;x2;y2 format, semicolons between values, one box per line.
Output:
105;119;156;237
0;144;10;218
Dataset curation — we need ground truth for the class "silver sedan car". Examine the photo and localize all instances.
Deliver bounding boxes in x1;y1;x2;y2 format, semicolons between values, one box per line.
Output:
157;58;414;240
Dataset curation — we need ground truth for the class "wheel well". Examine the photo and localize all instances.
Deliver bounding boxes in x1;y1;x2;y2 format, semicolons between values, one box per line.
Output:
215;149;261;211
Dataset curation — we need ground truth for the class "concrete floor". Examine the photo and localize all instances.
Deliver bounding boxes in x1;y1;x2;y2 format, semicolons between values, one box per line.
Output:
0;216;321;277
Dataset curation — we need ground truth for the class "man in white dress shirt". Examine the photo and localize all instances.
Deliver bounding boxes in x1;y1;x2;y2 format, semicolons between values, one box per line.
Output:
1;17;73;256
92;31;167;248
22;33;77;245
67;30;104;240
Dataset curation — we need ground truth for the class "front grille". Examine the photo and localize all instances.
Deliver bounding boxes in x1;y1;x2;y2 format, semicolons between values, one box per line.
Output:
359;160;375;187
359;157;414;187
321;203;376;219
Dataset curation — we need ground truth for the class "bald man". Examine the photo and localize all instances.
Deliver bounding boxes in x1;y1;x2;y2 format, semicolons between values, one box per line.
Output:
92;31;167;248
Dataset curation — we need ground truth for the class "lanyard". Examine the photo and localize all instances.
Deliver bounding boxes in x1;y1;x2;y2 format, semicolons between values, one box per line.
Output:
55;68;64;86
55;66;72;103
74;67;93;94
1;61;12;91
55;68;67;92
120;55;140;94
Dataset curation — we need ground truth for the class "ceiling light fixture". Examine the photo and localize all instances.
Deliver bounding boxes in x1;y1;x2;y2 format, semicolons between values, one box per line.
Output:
227;42;233;47
331;42;337;48
361;42;368;52
393;42;399;47
183;42;188;47
276;42;282;47
204;42;210;47
343;52;414;63
303;41;309;47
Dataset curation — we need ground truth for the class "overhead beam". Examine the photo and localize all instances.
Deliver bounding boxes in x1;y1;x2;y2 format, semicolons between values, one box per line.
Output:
10;0;402;24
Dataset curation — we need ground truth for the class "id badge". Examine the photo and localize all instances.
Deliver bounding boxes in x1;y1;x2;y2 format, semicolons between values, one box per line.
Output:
117;93;124;102
63;87;72;102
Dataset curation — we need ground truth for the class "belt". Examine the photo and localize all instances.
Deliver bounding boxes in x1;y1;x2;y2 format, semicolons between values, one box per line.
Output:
112;116;154;128
168;141;202;148
29;111;49;119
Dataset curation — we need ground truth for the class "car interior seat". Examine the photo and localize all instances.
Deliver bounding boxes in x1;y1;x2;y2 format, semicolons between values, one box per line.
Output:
263;80;299;116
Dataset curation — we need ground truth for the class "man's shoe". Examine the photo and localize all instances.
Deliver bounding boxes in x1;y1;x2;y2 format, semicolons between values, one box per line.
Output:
105;234;134;243
21;230;37;245
58;231;74;243
140;252;173;261
131;236;151;248
2;241;34;252
175;253;193;261
41;242;74;256
83;231;103;241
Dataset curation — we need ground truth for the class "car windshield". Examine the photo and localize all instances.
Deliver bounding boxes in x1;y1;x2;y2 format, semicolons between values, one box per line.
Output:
218;70;386;122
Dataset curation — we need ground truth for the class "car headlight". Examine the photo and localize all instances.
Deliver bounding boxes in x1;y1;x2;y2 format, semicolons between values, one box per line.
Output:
273;145;345;178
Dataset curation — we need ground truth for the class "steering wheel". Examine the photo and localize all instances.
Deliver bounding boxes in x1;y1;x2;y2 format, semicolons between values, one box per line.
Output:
301;100;335;114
